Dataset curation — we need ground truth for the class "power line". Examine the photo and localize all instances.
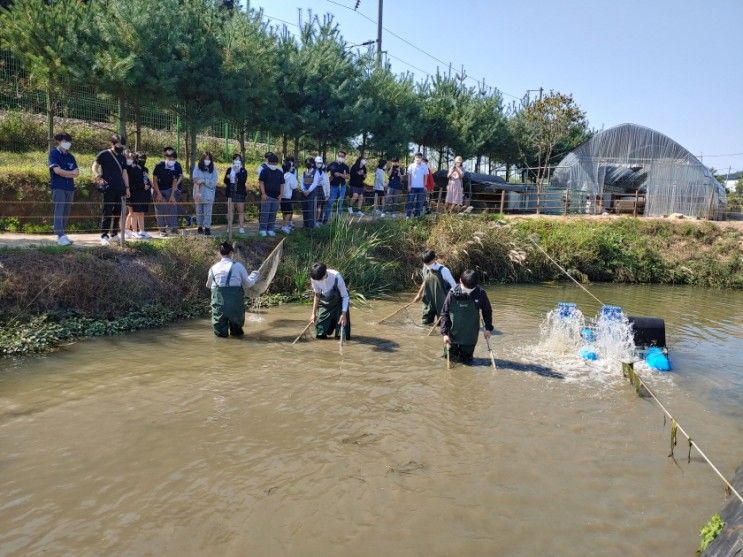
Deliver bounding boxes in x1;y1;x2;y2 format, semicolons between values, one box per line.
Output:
700;152;743;158
325;0;523;100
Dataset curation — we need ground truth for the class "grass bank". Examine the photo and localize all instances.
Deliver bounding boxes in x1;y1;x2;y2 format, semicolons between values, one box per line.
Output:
2;216;742;356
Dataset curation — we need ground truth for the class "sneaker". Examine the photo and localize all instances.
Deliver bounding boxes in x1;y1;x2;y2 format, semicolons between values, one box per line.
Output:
204;228;211;236
380;212;386;218
348;207;354;215
267;230;276;237
124;230;134;239
159;231;169;238
356;210;364;216
238;227;246;234
259;230;267;237
197;226;203;234
170;228;179;235
141;231;153;239
100;235;110;246
314;222;322;228
57;235;71;246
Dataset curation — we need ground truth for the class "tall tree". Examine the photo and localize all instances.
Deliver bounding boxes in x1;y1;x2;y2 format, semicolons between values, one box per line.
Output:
512;91;588;211
220;7;277;160
0;0;95;148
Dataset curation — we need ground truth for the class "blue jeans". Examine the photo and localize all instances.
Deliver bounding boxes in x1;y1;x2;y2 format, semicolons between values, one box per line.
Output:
406;189;427;217
259;197;280;232
323;185;346;223
51;188;74;237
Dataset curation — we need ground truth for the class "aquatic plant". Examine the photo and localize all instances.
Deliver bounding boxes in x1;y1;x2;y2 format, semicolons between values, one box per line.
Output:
697;513;724;554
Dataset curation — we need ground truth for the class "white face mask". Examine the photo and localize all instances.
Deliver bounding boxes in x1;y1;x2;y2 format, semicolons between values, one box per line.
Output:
165;159;175;168
337;157;345;163
203;159;211;166
232;161;242;169
361;159;366;166
126;158;134;166
460;284;474;294
60;141;72;150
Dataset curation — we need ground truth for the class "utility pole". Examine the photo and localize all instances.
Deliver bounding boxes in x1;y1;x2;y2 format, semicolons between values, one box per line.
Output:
376;0;383;65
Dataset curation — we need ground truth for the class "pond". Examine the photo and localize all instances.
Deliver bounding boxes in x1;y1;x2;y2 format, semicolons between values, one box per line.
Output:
1;284;741;556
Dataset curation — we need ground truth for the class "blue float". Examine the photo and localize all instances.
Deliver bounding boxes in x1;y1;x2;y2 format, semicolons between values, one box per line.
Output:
580;327;596;343
579;347;598;361
645;347;672;372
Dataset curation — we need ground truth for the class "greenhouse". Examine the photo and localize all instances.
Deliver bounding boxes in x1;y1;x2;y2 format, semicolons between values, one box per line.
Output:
548;123;726;218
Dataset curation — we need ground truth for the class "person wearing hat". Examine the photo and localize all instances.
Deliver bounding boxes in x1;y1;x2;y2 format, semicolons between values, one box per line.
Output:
206;242;260;338
309;262;351;340
440;269;494;365
446;155;465;212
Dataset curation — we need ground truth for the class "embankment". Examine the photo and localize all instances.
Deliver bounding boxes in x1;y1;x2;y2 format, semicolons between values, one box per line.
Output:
1;216;742;355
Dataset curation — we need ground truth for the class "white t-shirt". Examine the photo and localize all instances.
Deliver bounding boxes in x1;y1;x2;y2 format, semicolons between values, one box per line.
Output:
206;257;257;288
374;168;385;191
283;172;298;199
407;162;429;189
311;269;350;312
424;262;457;289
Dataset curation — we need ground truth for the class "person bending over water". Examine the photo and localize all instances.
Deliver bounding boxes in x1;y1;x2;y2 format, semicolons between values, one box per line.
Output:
206;242;259;338
414;249;457;326
440;269;493;365
310;262;351;340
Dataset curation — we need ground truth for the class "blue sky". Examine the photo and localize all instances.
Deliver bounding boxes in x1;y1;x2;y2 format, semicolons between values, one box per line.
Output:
249;0;742;175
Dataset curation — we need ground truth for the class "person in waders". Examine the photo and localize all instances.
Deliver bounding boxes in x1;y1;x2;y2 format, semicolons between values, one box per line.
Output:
440;269;494;365
206;242;259;338
309;262;351;340
414;249;457;325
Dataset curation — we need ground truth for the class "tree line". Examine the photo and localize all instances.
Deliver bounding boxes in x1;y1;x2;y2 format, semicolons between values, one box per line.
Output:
0;0;590;182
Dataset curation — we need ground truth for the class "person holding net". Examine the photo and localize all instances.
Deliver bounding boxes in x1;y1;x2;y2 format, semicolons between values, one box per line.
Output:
206;242;259;338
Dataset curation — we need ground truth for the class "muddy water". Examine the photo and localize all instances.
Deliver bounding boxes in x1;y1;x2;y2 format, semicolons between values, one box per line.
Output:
1;284;742;557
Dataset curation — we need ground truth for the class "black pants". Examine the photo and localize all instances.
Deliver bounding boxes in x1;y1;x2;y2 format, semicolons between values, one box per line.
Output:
101;190;123;238
449;343;475;364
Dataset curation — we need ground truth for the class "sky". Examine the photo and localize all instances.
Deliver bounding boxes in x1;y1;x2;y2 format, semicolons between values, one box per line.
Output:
249;0;743;175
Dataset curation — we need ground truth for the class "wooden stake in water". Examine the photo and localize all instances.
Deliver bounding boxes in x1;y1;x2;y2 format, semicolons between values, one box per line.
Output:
339;325;345;355
484;331;497;369
292;321;312;345
445;344;451;369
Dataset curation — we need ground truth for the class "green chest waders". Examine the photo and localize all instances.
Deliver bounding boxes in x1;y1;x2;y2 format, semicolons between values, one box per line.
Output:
316;276;351;340
422;267;451;325
448;295;480;361
211;264;246;336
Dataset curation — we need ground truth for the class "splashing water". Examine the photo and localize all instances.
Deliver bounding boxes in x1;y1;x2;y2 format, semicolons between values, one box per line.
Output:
246;296;264;322
592;306;636;364
538;303;586;355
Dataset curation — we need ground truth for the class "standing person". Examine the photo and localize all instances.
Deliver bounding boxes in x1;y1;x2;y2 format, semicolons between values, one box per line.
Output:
422;156;435;213
406;152;429;218
92;133;129;246
258;153;284;237
192;151;218;235
309;262;351;340
206;241;259;338
446;155;465;212
300;157;319;229
323;150;350;223
48;132;79;246
317;157;330;224
440;269;494;365
223;153;248;235
348;156;368;216
413;249;457;325
151;147;183;237
257;151;272;181
373;159;386;215
280;159;298;234
384;158;402;216
124;150;151;239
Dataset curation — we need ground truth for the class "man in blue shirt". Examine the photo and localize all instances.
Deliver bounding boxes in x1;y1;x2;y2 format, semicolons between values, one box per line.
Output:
48;132;79;246
406;152;429;218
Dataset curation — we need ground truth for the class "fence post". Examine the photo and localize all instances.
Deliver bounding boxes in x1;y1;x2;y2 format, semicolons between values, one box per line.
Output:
227;198;233;242
224;122;229;162
176;114;181;157
119;196;127;247
633;189;639;217
500;190;506;215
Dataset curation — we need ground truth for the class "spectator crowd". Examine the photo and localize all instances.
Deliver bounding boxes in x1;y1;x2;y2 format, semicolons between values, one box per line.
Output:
48;133;471;245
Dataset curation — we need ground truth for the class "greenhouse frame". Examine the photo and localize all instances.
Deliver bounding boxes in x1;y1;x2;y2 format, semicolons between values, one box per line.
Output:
548;123;726;218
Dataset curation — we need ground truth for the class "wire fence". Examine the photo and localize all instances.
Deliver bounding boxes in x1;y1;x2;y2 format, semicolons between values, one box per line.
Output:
2;187;742;241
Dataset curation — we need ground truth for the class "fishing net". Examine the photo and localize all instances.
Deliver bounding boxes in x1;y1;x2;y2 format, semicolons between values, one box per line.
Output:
245;239;284;299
